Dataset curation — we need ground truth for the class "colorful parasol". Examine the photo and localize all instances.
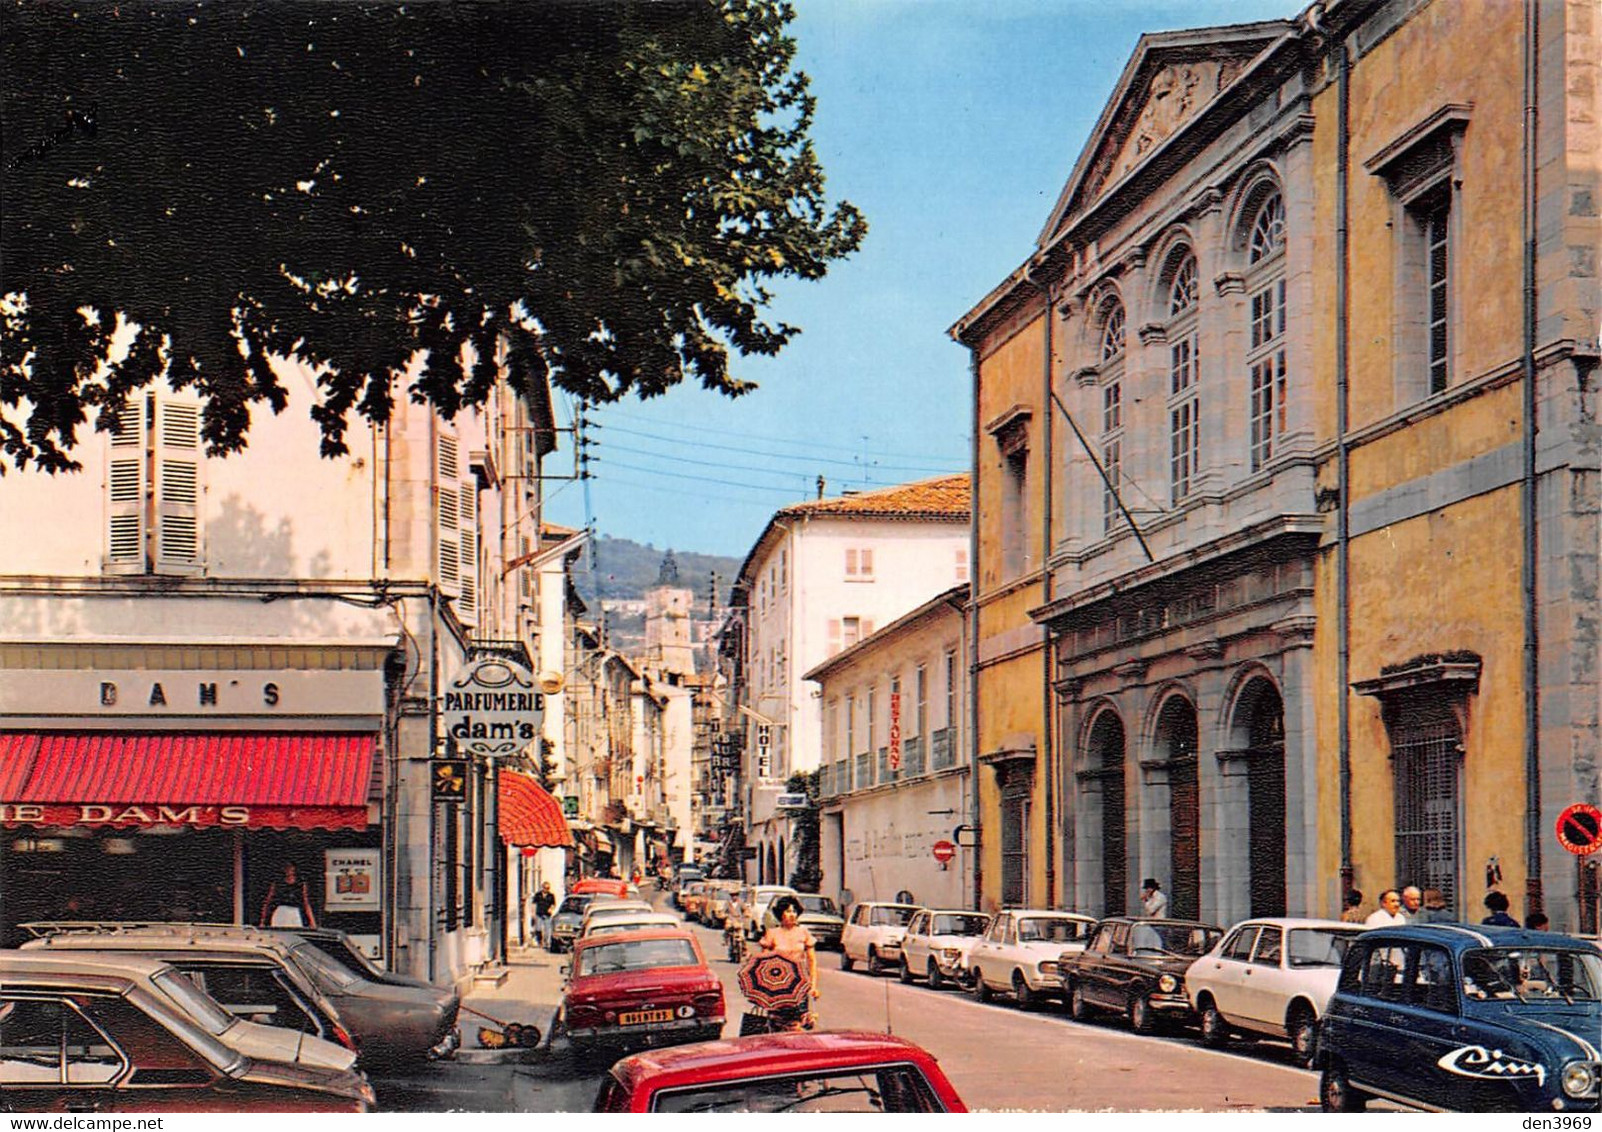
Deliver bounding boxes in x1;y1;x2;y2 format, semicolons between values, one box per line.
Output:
737;951;811;1011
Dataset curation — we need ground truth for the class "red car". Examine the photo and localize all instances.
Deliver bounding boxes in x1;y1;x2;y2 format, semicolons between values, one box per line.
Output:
560;929;724;1059
593;1031;968;1113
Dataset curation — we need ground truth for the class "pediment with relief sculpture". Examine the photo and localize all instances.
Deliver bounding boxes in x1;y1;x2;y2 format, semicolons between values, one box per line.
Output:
1039;24;1288;246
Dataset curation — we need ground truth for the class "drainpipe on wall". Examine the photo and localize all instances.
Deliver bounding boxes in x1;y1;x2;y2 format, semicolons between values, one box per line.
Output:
1335;29;1354;906
428;413;440;983
1028;269;1057;909
968;346;984;913
1521;0;1543;916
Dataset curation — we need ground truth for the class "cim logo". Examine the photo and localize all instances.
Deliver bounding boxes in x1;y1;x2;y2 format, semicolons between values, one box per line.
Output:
1436;1045;1545;1086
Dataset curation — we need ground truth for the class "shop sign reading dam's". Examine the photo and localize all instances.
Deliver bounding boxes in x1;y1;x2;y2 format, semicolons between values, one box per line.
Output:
0;803;253;826
443;658;545;758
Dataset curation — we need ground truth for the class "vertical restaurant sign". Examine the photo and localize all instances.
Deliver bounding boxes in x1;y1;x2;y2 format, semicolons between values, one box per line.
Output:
888;692;903;771
325;848;381;911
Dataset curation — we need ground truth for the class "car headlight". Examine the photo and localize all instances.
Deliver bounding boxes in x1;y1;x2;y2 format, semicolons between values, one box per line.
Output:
1158;974;1178;993
1561;1061;1597;1099
1039;961;1060;976
941;947;963;960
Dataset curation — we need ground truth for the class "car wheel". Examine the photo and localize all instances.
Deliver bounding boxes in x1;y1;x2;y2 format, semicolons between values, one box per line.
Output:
1069;983;1092;1021
1130;994;1157;1034
973;971;993;1002
1012;971;1036;1011
867;947;885;977
926;961;944;991
898;957;914;984
1320;1062;1367;1112
1288;1009;1318;1066
1199;1002;1229;1048
840;949;855;972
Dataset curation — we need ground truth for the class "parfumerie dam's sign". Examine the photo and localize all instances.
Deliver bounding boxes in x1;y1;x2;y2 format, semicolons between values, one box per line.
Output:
2;803;255;827
444;657;544;757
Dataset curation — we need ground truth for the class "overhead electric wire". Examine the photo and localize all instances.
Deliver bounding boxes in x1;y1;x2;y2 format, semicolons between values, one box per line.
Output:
593;456;820;496
596;404;969;464
598;438;962;484
598;423;964;476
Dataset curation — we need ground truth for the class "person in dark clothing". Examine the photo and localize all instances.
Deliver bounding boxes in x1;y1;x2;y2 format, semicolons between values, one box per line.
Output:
260;863;316;928
1481;890;1518;927
1524;912;1549;931
532;882;557;948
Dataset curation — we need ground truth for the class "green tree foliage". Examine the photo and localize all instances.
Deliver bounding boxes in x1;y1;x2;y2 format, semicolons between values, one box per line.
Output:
1;0;865;472
785;769;821;893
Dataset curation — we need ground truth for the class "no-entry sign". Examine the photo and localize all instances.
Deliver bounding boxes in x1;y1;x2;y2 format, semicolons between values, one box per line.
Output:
932;839;957;864
1555;803;1602;856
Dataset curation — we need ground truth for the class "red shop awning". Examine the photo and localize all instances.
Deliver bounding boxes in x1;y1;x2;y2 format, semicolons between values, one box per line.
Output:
498;770;573;848
0;732;375;831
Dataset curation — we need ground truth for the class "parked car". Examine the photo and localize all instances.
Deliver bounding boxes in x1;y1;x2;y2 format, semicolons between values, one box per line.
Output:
672;866;706;910
741;885;800;941
572;877;632;899
680;883;711;924
593;1031;968;1112
0;950;375;1112
281;926;436;991
551;894;604;952
1064;917;1223;1032
796;894;846;952
1317;923;1602;1113
582;912;682;939
701;882;739;929
3;950;358;1074
840;902;921;976
899;910;991;990
968;909;1096;1008
559;929;725;1061
1184;917;1363;1063
23;923;459;1066
580;901;654;936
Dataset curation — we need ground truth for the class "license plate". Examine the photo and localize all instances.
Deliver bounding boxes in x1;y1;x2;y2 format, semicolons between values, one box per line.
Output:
618;1009;674;1026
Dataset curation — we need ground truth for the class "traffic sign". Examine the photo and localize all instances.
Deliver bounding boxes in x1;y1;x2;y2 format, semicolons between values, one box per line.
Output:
1556;803;1602;855
931;839;956;864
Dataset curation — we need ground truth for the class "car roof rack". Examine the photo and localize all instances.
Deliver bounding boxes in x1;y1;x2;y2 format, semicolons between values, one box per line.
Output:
19;919;275;941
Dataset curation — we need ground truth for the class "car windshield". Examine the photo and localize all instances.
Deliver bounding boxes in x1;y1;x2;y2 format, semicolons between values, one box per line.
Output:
1461;947;1602;1004
151;969;235;1036
649;1067;942;1113
1129;923;1221;956
558;896;594;916
1017;917;1088;944
799;896;839;916
1287;927;1361;968
870;907;917;927
932;914;989;937
577;938;699;976
289;942;362;989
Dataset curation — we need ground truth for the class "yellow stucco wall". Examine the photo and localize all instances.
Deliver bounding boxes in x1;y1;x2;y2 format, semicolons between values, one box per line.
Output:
1310;0;1532;910
974;313;1045;591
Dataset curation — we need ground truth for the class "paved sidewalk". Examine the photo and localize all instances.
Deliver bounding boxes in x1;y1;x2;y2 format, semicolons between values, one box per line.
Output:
456;943;567;1063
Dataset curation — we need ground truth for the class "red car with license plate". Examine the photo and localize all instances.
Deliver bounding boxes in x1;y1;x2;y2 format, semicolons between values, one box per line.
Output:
560;929;724;1060
593;1031;968;1112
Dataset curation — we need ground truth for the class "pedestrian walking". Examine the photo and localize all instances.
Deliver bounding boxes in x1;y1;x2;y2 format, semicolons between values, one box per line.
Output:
532;882;557;949
1340;889;1366;923
1481;890;1519;927
1365;889;1407;927
1140;878;1168;919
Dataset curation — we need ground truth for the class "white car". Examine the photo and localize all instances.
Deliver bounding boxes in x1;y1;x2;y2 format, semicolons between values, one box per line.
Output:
1184;917;1363;1063
840;902;921;976
898;909;991;990
580;911;682;939
968;909;1097;1009
579;900;655;937
741;885;800;941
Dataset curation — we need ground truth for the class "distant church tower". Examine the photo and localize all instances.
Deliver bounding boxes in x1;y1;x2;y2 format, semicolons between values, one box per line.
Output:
645;551;696;675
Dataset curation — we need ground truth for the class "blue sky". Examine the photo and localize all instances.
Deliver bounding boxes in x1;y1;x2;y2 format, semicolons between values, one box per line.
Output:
545;0;1295;559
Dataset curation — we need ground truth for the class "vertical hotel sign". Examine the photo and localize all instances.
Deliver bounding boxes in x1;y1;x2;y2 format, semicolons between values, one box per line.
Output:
443;657;544;760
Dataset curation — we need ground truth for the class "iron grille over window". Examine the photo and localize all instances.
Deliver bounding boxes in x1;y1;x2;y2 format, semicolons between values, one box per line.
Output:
1392;717;1462;912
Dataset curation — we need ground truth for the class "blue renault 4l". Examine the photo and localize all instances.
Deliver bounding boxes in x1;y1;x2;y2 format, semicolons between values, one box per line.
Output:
1318;923;1601;1112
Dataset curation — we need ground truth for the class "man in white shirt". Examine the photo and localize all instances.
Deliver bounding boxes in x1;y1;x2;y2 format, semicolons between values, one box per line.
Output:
1365;888;1408;927
1140;878;1168;918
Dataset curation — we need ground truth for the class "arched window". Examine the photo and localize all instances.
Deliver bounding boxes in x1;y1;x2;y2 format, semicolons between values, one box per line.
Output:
1165;250;1200;504
1244;189;1287;471
1097;297;1125;532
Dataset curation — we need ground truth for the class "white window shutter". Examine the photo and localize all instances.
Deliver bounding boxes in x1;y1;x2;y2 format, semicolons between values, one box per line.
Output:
845;548;858;576
863;619;875;638
861;547;874;577
457;483;477;622
827;619;841;656
437;431;461;594
106;398;146;567
155;399;202;569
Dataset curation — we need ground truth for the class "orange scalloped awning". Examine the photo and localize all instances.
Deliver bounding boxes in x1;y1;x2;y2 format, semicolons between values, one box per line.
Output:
498;770;573;848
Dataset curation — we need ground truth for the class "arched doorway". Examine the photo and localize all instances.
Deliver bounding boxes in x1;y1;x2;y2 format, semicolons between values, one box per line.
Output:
1153;695;1199;920
1086;710;1127;916
1234;677;1286;917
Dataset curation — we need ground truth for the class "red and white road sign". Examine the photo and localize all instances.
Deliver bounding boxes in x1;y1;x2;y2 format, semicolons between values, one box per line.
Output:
1555;803;1602;856
932;839;956;864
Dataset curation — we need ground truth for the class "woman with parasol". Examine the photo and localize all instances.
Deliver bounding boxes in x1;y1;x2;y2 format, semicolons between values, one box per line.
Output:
737;894;819;1033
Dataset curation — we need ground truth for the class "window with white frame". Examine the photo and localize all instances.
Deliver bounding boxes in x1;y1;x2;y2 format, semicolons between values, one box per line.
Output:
1166;250;1201;503
106;392;204;574
1098;296;1126;532
1245;191;1287;473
